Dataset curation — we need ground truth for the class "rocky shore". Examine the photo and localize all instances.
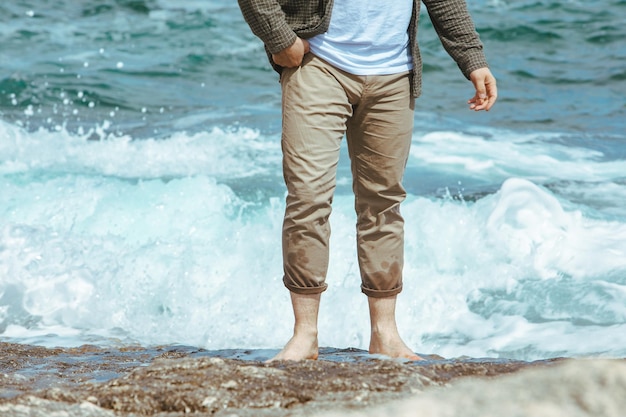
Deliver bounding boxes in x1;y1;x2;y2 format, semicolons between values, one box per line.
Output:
0;342;624;416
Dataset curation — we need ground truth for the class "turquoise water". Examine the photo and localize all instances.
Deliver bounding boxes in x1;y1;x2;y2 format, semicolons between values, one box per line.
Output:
1;0;625;361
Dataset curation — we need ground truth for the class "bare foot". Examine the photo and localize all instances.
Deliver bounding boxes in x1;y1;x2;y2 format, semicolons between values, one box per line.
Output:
369;331;423;361
267;292;321;362
266;331;319;362
367;295;423;361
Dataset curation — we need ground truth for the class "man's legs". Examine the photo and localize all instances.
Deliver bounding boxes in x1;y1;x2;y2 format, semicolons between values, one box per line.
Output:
280;55;353;296
271;55;355;361
346;71;420;360
273;57;420;361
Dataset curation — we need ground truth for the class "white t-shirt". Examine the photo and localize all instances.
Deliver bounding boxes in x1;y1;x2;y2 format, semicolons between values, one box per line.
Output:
308;0;413;75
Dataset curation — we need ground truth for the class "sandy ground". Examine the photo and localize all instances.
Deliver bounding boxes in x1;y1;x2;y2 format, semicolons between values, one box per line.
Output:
0;342;624;417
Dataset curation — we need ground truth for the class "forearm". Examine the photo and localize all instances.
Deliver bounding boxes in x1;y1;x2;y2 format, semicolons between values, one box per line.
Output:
423;0;488;79
237;0;297;54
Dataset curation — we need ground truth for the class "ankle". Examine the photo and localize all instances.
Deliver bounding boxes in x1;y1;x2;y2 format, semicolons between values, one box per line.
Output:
369;326;406;352
294;325;318;339
370;323;399;340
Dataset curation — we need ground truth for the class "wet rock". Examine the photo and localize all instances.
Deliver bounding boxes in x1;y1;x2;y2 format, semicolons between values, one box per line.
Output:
69;357;433;415
1;342;623;417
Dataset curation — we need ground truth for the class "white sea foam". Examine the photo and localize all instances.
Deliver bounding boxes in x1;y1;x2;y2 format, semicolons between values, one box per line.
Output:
1;121;625;360
410;130;625;183
0;121;280;179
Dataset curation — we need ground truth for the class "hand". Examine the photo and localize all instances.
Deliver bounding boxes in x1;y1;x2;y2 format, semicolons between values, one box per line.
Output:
468;67;498;111
272;37;310;68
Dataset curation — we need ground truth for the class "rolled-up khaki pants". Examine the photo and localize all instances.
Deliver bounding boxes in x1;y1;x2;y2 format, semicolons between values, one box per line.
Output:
280;54;414;298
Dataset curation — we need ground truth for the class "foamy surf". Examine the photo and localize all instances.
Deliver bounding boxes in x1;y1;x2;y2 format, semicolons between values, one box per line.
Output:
1;122;625;361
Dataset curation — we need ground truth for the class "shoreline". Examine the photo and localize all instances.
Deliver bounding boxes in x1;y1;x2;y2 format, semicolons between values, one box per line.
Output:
0;342;624;416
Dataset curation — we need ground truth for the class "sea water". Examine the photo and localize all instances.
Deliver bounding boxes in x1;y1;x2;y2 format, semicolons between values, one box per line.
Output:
0;0;625;361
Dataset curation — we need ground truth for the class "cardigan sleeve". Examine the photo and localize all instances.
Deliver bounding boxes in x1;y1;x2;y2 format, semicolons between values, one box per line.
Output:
237;0;298;54
422;0;489;79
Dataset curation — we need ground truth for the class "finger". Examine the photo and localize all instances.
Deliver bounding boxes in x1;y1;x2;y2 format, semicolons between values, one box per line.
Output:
481;81;498;111
483;97;495;111
468;93;486;109
302;38;310;54
470;100;487;111
469;75;498;111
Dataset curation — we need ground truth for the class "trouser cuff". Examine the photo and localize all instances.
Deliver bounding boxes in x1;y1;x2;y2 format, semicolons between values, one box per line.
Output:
360;284;403;298
283;277;328;295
